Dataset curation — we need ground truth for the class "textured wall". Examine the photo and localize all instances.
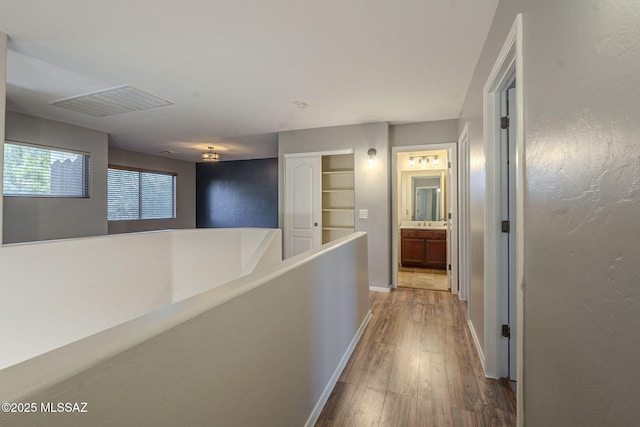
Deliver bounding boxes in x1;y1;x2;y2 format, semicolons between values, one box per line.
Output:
196;158;278;228
460;0;640;425
522;1;640;425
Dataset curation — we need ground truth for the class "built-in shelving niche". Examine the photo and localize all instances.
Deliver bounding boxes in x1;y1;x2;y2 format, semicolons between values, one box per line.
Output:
321;154;355;244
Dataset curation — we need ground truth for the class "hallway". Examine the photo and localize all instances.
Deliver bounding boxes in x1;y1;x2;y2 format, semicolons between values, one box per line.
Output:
315;288;516;426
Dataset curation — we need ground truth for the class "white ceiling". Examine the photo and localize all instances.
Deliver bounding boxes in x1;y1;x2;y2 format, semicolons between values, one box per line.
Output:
1;0;499;162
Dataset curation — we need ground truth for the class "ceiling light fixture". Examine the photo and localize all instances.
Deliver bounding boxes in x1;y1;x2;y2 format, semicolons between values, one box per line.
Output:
201;146;220;162
412;154;443;168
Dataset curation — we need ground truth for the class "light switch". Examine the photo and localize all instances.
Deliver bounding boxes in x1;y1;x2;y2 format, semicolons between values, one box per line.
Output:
359;209;368;219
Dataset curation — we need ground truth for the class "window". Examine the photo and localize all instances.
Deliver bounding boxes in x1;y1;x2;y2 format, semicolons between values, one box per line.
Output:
108;166;176;220
3;141;90;197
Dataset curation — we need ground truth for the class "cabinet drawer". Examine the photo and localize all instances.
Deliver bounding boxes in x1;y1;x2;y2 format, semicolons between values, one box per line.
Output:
433;230;446;240
417;230;435;239
401;229;417;238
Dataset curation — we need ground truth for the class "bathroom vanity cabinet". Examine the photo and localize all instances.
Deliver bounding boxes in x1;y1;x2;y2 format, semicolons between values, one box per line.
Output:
400;229;447;269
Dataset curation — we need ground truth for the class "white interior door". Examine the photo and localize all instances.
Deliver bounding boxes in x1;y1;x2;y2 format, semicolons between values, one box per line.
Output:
500;85;517;382
284;156;322;258
507;86;517;382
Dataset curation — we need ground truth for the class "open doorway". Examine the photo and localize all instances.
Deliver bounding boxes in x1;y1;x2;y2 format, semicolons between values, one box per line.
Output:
481;15;523;417
391;144;458;294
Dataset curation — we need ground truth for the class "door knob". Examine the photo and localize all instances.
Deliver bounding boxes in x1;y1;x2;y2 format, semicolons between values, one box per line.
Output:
314;222;318;227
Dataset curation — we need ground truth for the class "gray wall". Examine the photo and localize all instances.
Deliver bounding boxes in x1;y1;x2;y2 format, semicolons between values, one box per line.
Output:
279;122;390;289
390;119;458;147
458;0;523;374
0;33;6;245
460;0;640;425
3;112;108;244
522;1;640;425
108;147;195;234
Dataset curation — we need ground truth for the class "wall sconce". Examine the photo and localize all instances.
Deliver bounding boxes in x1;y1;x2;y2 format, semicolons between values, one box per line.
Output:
408;157;415;167
367;148;377;166
202;146;221;162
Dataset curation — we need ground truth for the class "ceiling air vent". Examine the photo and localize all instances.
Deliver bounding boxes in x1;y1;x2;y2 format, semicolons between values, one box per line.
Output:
50;85;173;117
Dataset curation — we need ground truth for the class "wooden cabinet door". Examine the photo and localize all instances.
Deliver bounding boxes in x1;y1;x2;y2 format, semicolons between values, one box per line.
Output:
402;238;425;266
425;239;447;269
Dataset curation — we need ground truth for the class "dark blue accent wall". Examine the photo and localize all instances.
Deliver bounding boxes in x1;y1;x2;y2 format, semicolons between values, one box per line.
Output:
196;158;278;228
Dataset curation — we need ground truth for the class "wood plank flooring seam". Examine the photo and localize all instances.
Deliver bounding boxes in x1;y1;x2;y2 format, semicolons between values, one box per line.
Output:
315;289;516;427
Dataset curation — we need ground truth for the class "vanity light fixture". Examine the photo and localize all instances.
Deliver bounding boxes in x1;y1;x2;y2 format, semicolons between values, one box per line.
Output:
419;156;428;167
368;148;377;166
408;157;415;167
433;155;440;166
201;146;221;162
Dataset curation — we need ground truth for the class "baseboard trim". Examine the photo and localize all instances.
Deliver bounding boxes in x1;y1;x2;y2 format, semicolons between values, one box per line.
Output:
369;286;391;292
304;310;373;427
467;318;486;374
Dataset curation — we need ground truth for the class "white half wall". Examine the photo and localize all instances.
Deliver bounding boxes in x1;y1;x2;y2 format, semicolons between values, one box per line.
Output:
0;232;172;370
0;228;281;370
0;232;370;427
171;228;282;301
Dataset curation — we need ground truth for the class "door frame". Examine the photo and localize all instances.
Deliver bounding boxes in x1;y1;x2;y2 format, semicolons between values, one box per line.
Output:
391;143;458;292
482;13;524;423
457;122;470;301
283;149;354;258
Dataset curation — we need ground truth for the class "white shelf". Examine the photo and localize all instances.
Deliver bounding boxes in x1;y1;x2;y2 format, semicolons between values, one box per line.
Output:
322;154;355;244
322;188;354;193
322;170;354;175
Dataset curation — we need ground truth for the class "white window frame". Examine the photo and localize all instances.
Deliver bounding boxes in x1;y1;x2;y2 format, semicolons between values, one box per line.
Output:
3;140;90;198
107;165;177;221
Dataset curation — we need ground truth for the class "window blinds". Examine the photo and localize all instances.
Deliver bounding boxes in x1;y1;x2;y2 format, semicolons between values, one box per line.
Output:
108;167;176;220
3;141;90;197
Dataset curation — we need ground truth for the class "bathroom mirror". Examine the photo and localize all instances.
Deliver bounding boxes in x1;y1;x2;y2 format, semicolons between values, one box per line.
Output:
400;170;445;222
413;176;441;221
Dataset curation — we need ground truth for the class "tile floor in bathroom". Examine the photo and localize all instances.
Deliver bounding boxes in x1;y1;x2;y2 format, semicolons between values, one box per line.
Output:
398;267;449;291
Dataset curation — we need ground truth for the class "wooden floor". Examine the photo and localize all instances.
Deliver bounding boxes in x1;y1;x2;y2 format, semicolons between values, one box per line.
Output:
398;267;449;291
315;288;516;427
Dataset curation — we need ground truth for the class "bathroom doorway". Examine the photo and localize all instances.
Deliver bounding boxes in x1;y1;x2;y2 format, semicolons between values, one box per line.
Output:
391;144;458;293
